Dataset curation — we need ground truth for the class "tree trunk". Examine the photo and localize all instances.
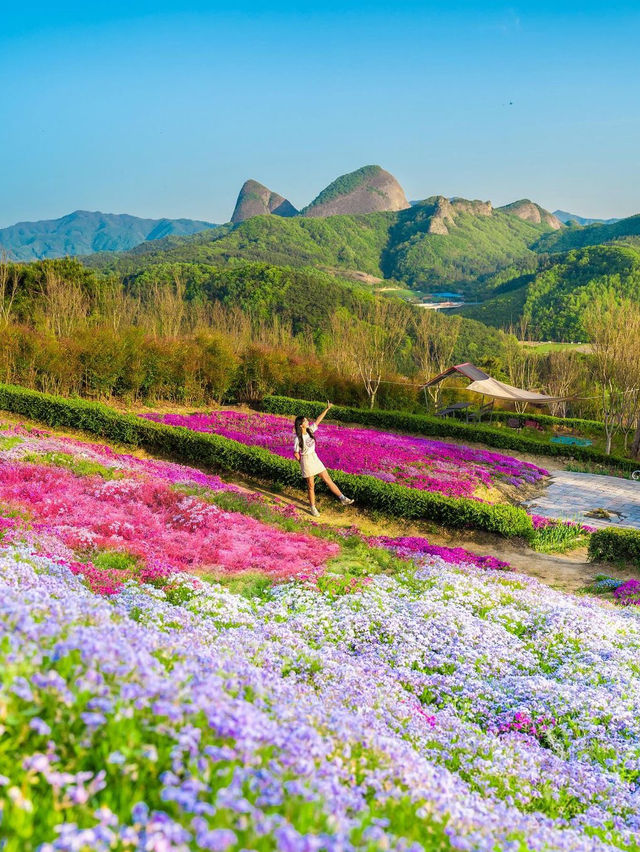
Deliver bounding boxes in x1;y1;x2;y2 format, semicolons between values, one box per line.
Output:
632;419;640;458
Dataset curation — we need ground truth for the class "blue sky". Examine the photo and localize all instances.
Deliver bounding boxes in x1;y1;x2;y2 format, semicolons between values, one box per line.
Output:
2;1;639;227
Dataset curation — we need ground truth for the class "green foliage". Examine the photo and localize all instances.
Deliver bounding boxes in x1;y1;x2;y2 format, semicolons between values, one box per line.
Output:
96;215;393;277
536;213;640;253
451;315;509;368
91;550;140;573
202;571;275;600
531;521;591;554
380;202;548;286
261;395;638;474
315;573;373;599
523;245;640;340
457;281;529;328
22;451;120;480
0;383;535;540
460;244;640;340
588;528;640;567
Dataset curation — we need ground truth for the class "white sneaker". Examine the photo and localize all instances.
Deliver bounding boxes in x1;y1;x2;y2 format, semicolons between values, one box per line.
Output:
310;506;320;517
339;495;354;505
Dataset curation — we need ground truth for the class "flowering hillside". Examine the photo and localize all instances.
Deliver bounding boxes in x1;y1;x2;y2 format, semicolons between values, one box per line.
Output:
143;411;549;499
0;423;338;593
2;539;640;851
1;417;639;849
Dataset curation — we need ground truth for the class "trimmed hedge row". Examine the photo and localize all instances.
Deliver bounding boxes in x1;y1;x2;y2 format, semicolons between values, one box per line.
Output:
489;409;604;434
588;528;640;568
261;395;637;474
0;383;534;540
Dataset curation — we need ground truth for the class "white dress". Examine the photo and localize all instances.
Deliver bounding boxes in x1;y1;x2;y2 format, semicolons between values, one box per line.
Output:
293;424;326;478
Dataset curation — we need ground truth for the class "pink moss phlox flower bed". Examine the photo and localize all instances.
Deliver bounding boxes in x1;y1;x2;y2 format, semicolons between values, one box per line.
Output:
1;422;242;493
530;513;596;534
368;534;511;571
614;579;640;605
0;425;338;593
143;411;549;498
0;462;337;589
496;712;557;742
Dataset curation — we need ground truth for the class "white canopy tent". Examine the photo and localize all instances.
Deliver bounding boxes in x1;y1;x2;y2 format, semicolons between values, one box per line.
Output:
420;362;571;413
465;377;567;405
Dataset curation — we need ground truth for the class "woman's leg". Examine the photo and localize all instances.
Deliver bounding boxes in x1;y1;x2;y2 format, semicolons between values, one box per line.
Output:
319;470;344;498
306;476;316;507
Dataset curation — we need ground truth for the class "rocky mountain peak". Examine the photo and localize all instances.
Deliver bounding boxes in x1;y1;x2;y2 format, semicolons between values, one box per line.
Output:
302;165;410;218
498;199;563;230
231;180;298;224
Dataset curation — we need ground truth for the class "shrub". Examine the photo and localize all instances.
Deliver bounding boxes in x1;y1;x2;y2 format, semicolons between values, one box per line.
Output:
490;409;604;434
588;528;640;568
0;383;534;540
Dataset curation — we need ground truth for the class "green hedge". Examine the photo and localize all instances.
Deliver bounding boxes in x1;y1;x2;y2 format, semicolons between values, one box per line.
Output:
0;383;534;540
588;528;640;567
261;395;637;473
489;409;604;434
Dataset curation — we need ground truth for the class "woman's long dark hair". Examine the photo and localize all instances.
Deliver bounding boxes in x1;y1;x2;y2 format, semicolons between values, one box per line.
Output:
294;415;317;452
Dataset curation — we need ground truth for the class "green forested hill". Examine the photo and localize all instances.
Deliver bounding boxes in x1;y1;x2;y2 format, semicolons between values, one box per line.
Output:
535;213;640;253
380;200;547;286
460;245;640;340
124;261;374;337
78;201;640;344
120;258;506;362
523;244;640;339
90;200;551;288
90;214;394;277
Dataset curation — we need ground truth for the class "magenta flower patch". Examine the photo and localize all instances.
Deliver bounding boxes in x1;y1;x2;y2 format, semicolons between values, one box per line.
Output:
143;411;548;499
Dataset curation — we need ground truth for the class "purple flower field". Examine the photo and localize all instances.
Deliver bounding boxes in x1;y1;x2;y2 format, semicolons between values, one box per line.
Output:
2;537;640;850
1;418;640;849
143;411;549;499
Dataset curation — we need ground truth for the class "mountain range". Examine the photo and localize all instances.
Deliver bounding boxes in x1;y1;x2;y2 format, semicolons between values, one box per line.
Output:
4;164;640;343
0;210;220;262
1;165;587;261
88;190;557;287
552;210;621;226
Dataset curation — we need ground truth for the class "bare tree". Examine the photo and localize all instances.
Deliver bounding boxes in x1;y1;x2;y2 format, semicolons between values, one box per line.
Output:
413;310;461;410
94;279;141;333
40;263;89;337
542;350;584;417
146;266;186;338
504;330;540;413
331;299;408;409
584;294;640;455
207;303;252;352
0;253;19;329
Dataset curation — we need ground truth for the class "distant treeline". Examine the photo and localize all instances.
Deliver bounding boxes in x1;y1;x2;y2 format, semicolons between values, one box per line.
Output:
0;256;600;418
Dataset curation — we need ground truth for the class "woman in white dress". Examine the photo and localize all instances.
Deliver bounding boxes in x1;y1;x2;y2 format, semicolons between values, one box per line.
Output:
293;402;354;517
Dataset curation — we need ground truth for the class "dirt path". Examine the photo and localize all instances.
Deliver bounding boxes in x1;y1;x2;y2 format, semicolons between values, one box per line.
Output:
236;477;634;594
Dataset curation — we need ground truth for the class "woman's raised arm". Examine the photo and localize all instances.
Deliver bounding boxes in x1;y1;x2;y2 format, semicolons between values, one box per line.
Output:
314;401;333;427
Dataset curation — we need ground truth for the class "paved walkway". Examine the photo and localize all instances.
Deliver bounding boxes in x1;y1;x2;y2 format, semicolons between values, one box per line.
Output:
525;470;640;529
